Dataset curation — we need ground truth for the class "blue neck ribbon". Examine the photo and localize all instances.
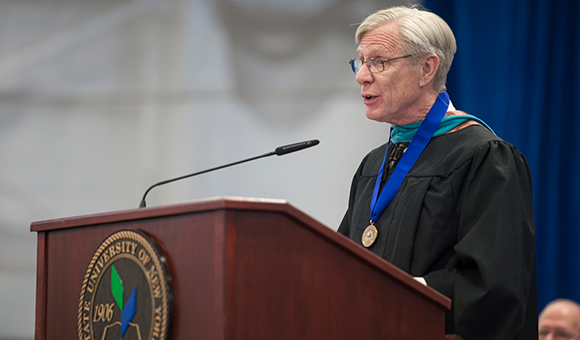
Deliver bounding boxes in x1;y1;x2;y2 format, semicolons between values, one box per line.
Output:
370;91;449;223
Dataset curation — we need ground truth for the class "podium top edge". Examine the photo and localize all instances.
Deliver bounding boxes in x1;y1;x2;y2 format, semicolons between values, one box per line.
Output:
30;196;290;232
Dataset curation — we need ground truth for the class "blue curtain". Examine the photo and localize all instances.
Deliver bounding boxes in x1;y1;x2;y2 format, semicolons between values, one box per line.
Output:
423;0;580;311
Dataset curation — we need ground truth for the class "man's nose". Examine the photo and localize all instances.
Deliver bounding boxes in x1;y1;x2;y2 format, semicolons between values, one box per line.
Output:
355;63;374;85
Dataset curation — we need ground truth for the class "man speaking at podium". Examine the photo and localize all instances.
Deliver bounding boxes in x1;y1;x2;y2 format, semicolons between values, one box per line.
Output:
338;5;536;339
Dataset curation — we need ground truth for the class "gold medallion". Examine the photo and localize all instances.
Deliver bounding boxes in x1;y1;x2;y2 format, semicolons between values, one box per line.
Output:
362;223;378;248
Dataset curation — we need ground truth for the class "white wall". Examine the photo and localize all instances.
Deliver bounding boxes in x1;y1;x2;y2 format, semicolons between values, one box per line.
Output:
0;0;416;337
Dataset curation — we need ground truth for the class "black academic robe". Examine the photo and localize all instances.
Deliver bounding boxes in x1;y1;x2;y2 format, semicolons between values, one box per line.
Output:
338;125;537;340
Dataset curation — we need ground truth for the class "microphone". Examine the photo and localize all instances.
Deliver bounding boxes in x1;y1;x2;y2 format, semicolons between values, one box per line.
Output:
138;139;320;208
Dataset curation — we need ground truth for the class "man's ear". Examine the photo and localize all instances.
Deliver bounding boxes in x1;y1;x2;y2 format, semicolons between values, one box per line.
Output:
419;53;439;88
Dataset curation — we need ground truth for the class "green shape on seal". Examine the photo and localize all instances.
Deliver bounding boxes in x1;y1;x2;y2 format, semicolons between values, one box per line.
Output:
111;265;124;311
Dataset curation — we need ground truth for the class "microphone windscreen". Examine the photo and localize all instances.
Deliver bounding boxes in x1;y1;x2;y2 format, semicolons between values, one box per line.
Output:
275;139;320;156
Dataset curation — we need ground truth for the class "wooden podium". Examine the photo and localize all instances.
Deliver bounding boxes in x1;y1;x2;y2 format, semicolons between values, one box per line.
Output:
31;197;451;340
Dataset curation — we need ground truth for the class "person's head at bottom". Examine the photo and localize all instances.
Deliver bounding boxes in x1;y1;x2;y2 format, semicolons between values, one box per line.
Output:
539;299;580;340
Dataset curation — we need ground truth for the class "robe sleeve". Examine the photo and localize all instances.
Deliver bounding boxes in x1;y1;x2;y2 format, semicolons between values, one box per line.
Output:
337;151;371;237
338;177;356;237
424;140;536;340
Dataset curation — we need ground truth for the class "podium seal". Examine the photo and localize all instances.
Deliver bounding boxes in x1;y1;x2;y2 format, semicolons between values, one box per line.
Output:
77;229;173;340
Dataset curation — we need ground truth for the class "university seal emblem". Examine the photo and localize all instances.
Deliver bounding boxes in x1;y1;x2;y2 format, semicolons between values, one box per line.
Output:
78;229;173;340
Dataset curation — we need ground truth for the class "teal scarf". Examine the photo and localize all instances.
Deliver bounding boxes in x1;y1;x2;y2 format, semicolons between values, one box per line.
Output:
391;114;495;144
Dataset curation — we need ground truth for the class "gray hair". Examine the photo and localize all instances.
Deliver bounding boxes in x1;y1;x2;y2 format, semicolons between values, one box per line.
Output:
355;5;457;92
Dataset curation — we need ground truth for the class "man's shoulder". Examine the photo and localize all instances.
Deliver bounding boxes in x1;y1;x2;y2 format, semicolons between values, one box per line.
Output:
356;142;389;177
415;125;518;177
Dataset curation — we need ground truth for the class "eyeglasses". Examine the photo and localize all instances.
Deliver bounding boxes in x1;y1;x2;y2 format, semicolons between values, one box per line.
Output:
349;55;412;74
539;328;580;340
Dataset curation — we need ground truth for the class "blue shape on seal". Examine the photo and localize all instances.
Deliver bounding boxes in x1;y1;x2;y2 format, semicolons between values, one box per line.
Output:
121;287;137;337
